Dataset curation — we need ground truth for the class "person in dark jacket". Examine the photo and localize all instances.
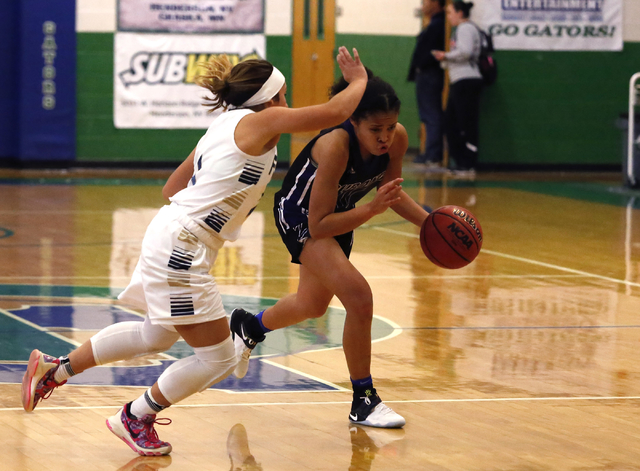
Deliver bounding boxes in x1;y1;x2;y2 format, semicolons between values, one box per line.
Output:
408;0;446;166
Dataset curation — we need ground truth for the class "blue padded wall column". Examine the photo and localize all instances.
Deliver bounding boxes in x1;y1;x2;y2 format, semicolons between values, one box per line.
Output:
0;1;19;159
17;0;76;162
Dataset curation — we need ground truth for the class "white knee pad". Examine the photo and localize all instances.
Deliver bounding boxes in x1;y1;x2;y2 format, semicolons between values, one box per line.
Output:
157;336;236;405
91;317;180;365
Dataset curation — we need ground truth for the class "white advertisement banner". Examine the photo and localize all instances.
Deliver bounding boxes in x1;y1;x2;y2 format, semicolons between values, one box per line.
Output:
476;0;623;51
118;0;264;33
114;32;265;129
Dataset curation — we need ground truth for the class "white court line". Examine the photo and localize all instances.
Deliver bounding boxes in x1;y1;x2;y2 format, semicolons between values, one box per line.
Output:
256;314;403;360
0;308;82;348
5;226;632;405
370;226;640;288
0;304;389;395
0;304;178;364
372;315;403;344
259;359;349;392
0;274;592;282
0;276;131;280
0;210;117;215
1;394;640;412
0;296;118;305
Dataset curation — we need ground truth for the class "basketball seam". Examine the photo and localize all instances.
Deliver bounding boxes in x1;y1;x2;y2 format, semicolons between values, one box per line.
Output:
430;215;471;263
421;217;447;268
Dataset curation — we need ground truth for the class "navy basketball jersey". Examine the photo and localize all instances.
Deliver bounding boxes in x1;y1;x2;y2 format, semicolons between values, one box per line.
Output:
275;120;389;218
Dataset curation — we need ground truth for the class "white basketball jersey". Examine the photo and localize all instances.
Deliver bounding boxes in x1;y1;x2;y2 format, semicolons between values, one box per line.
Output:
170;109;277;242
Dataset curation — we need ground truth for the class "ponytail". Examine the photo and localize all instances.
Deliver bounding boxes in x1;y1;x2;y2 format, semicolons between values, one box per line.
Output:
196;55;276;112
452;1;474;18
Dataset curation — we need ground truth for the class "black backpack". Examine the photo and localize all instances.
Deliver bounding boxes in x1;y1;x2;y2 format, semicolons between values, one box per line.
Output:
472;23;497;85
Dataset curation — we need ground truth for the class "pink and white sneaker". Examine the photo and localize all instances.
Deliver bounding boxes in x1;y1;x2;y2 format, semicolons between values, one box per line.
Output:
21;349;67;412
106;403;172;456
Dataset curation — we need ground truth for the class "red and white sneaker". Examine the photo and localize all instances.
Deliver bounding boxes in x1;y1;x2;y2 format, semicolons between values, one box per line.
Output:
106;403;172;456
21;349;67;412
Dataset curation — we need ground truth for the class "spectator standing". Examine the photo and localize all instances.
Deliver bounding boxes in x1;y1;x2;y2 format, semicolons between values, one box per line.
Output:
433;1;482;176
408;0;446;167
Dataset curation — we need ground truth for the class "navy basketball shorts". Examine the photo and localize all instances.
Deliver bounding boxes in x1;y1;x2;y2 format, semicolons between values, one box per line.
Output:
273;203;353;264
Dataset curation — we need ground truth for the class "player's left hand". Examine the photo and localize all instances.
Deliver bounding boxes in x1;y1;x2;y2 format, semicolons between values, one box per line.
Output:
369;178;403;215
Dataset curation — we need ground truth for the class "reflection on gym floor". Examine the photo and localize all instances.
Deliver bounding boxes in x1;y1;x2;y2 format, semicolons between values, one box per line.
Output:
2;169;640;469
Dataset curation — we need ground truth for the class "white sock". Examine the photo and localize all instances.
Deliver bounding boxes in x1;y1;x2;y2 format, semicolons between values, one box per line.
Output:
130;388;167;418
53;357;75;384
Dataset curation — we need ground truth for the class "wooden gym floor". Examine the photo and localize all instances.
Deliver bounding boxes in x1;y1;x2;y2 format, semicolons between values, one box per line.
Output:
1;165;640;470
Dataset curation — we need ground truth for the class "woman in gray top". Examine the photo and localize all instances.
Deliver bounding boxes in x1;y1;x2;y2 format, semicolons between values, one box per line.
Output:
433;1;483;174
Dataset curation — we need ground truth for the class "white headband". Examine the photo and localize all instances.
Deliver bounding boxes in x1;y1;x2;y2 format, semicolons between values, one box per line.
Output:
241;66;285;107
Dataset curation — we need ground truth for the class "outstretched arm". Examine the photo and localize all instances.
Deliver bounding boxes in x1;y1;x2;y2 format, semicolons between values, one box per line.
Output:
392;191;430;227
240;47;368;147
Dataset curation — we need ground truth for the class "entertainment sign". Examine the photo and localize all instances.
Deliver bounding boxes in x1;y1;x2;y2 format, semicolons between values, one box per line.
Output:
478;0;622;50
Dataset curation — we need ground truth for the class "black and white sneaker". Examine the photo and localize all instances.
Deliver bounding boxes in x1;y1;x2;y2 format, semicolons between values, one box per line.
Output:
348;389;405;429
230;308;265;378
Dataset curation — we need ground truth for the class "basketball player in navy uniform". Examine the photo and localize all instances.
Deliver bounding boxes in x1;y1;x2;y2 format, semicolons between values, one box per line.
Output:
20;47;368;455
231;71;430;428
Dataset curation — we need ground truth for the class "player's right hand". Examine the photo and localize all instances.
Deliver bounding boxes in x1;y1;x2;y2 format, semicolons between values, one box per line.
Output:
336;46;367;84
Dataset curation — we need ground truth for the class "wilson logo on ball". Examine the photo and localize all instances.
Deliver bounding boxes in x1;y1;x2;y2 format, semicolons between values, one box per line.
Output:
452;208;483;243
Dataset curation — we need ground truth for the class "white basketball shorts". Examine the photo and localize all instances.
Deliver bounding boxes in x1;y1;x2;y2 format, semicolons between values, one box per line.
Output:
118;204;227;327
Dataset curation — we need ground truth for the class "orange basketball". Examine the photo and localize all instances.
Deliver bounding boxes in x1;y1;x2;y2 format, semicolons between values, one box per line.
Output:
420;206;483;269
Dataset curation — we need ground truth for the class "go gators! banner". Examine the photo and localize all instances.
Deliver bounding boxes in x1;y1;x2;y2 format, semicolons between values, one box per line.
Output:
114;32;265;129
476;0;622;51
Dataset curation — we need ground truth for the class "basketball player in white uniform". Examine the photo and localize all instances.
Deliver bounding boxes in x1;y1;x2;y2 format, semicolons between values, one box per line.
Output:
21;47;368;455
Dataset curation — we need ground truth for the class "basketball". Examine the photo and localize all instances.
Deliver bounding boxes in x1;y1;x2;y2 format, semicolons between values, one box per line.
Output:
420;206;483;269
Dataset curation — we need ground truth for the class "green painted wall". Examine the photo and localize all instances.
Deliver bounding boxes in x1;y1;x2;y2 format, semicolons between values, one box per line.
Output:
76;33;292;164
77;32;637;166
266;35;292;164
479;45;640;165
337;34;639;166
335;34;421;155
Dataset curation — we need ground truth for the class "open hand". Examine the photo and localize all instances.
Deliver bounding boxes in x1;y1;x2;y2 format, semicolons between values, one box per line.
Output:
369;178;403;215
337;46;368;84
